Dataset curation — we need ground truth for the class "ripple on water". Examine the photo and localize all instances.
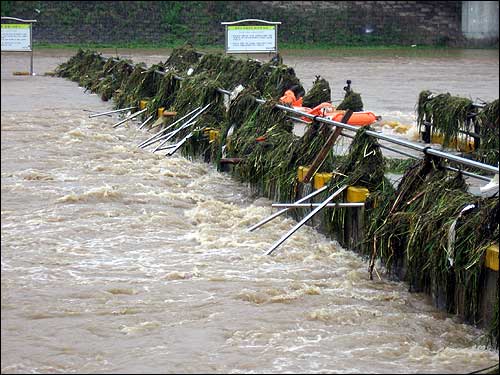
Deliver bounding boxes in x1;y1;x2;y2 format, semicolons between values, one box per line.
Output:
56;185;123;203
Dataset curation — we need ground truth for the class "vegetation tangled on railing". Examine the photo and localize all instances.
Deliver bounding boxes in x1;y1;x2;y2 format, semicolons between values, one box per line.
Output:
417;91;499;165
324;127;394;245
115;63;165;110
476;99;500;166
93;58;134;102
163;43;202;71
56;49;106;91
417;91;473;145
365;156;498;346
302;76;331;108
55;46;498;349
145;71;181;118
337;88;364;112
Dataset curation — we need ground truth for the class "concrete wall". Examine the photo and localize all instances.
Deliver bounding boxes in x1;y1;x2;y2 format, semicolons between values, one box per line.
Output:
462;1;499;44
2;1;485;47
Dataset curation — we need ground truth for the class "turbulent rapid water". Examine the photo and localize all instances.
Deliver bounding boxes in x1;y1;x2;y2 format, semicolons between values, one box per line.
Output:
1;50;499;373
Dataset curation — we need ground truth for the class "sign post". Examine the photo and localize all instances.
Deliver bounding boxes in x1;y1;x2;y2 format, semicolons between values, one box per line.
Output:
221;19;281;55
1;17;37;75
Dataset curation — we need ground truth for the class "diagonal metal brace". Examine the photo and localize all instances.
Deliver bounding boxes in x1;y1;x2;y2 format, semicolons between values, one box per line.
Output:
265;185;347;256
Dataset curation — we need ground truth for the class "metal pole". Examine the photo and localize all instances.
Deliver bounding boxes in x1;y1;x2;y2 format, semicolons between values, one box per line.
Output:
146;103;211;150
302;109;353;184
151;104;210;150
30;23;33;76
271;202;364;208
142;118;198;150
166;132;193;156
155;144;178;151
263;101;498;175
375;140;491;181
112;108;147;128
138;115;154;130
265;185;348;256
155;119;198;147
89;106;136;118
138;106;201;148
340;131;491;182
248;185;329;232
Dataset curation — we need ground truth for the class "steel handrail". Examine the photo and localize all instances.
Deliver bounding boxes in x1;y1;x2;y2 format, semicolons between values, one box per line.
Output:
97;53;498;175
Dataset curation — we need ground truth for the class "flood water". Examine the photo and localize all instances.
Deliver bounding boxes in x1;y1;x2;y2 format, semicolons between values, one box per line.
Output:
1;48;499;374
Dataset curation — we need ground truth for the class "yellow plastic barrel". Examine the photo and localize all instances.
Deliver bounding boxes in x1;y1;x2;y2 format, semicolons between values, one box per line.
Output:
346;186;370;203
297;166;311;183
139;100;148;110
485;244;499;271
313;173;333;189
431;134;474;153
157;107;165;118
209;130;220;142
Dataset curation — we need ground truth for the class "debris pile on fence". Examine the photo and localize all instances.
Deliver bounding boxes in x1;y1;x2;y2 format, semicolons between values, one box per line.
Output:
417;91;499;165
302;75;331;108
366;156;497;327
56;46;498;348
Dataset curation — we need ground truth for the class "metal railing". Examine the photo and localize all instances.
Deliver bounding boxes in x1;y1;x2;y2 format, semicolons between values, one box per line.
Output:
97;53;498;176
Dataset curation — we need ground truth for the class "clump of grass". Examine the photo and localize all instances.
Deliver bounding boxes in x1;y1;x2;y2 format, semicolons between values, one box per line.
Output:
384;157;416;174
476;99;499;166
417;91;498;166
324;127;393;245
337;88;363;111
417;91;474;146
114;63;164;109
91;58;134;101
252;62;302;99
164;43;202;72
365;155;498;338
193;53;262;90
302;75;331;108
55;49;105;90
145;71;181;118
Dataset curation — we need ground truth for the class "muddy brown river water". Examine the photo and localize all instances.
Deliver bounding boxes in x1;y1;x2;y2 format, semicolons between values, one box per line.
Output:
1;49;499;373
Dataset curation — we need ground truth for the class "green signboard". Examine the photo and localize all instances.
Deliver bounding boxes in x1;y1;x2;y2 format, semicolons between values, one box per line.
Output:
1;23;32;51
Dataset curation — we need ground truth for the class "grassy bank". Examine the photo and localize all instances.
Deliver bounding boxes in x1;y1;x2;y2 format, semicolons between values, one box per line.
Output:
33;42;499;58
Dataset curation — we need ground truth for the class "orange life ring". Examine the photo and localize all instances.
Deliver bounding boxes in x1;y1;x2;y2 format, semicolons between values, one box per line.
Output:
290;102;379;127
297;102;336;123
328;111;378;126
308;102;336;117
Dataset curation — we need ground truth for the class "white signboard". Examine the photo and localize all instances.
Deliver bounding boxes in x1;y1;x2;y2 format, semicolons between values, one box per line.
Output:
226;25;277;53
1;23;32;51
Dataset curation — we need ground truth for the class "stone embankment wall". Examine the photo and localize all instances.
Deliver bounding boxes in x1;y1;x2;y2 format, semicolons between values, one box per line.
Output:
3;1;493;47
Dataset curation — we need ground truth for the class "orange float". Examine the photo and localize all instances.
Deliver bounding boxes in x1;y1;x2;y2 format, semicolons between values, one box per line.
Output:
327;111;378;126
307;102;336;117
279;90;304;107
292;101;379;127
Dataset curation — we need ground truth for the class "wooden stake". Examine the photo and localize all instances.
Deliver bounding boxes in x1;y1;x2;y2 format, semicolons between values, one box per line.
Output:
302;110;353;184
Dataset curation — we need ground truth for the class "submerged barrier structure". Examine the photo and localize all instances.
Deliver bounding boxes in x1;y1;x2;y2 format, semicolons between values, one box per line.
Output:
56;46;499;348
